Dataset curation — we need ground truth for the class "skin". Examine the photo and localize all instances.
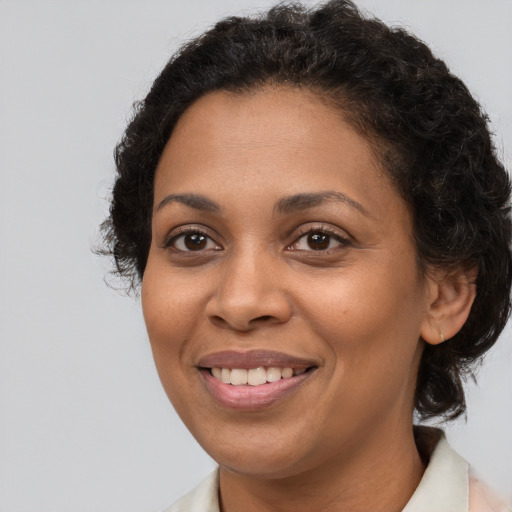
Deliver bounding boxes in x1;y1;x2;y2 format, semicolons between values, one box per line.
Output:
141;87;475;512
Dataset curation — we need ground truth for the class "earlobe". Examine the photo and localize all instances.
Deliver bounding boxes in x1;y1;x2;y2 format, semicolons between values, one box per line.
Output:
420;267;477;345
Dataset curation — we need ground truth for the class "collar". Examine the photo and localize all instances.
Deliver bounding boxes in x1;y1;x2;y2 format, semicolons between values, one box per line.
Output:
164;427;474;512
403;427;469;512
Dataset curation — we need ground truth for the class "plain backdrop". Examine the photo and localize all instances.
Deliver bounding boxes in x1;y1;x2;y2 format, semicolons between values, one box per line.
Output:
1;1;511;511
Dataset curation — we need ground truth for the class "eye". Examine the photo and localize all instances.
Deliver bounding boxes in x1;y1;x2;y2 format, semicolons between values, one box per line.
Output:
167;230;221;252
289;229;351;251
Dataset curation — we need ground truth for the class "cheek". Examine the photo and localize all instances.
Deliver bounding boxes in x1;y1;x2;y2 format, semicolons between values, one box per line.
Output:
142;257;204;335
299;255;426;380
141;257;205;380
140;260;203;411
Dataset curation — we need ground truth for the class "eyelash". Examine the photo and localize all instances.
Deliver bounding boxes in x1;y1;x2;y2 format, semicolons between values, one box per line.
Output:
288;226;352;253
163;225;351;254
163;225;221;252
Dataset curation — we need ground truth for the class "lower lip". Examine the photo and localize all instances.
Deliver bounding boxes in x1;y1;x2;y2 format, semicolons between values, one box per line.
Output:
200;369;315;411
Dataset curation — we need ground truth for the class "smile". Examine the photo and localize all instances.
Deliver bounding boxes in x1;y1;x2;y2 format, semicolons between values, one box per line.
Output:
210;366;308;386
197;350;319;410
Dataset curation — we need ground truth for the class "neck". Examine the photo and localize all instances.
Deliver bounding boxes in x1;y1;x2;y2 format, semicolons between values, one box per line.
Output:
219;423;425;512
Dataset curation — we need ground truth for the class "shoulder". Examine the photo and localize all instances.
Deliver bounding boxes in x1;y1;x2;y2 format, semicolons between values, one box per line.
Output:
159;434;511;512
160;469;220;512
404;427;511;512
468;472;510;512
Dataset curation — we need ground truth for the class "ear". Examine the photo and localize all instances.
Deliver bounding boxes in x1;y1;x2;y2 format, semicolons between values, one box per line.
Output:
420;267;477;345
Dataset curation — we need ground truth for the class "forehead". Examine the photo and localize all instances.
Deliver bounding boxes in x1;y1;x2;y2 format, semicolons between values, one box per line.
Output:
154;87;403;223
168;87;375;154
174;86;344;139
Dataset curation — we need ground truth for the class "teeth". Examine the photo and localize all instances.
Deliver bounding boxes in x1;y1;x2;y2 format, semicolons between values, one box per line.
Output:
248;367;267;386
230;369;248;385
281;367;293;379
221;368;231;384
266;367;282;382
210;366;307;386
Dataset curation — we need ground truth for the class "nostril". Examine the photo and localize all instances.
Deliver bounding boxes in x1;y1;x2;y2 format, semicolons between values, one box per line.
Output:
210;315;227;325
249;315;275;324
208;313;282;331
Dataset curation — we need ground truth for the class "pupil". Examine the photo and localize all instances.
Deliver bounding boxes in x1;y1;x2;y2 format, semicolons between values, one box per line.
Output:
307;232;330;250
185;233;207;250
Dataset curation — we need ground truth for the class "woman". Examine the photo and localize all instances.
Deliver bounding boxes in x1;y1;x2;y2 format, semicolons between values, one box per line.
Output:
101;1;511;510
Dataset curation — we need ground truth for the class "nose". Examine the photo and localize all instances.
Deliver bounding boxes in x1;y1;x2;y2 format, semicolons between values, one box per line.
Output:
205;248;293;331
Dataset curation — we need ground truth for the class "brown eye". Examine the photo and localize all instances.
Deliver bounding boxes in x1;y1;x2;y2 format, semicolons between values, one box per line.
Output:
184;233;207;250
307;232;330;250
288;228;351;252
169;231;221;252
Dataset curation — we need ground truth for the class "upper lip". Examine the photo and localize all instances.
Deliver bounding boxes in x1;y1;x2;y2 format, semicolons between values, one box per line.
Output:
197;350;320;370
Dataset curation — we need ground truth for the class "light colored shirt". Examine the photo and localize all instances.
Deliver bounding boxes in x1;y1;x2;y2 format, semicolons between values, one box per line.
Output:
163;430;510;512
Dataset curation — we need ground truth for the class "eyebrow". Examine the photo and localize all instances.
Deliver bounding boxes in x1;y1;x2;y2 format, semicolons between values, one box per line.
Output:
155;190;368;216
275;191;369;216
156;193;221;213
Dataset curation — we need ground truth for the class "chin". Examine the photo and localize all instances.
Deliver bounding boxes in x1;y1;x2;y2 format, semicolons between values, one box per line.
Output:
194;426;322;480
217;452;312;480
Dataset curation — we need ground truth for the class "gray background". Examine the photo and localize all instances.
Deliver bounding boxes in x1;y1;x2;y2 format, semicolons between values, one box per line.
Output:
1;1;511;511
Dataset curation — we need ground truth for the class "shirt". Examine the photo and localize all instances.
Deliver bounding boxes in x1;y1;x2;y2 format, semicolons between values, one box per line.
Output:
162;429;510;512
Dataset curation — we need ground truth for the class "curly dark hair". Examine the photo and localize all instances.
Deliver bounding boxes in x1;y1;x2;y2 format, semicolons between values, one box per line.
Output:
101;0;512;421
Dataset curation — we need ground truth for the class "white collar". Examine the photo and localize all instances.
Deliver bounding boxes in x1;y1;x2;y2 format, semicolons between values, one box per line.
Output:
163;428;508;512
403;428;469;512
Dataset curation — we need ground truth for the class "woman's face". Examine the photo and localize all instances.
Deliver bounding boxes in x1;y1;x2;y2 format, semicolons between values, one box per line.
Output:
142;88;433;479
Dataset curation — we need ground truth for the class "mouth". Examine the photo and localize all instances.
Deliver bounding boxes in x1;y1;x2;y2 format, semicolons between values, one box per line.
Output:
208;366;311;386
197;350;319;410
